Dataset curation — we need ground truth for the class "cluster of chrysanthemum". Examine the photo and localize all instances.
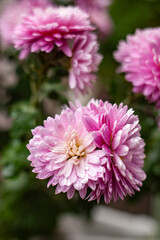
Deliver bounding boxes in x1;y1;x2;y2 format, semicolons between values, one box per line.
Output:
27;99;146;203
114;28;160;108
0;0;104;93
0;0;147;204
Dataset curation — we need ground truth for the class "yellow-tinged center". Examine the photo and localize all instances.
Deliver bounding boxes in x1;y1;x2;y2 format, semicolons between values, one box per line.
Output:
65;130;85;164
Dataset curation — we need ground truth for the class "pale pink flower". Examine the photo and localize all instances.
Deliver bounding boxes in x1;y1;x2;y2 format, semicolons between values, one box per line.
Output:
13;6;94;59
82;99;146;203
69;33;102;93
75;0;113;37
27;107;106;199
0;0;51;46
114;28;160;108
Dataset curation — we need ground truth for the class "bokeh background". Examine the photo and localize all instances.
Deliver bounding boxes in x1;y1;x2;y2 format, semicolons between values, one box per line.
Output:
0;0;160;239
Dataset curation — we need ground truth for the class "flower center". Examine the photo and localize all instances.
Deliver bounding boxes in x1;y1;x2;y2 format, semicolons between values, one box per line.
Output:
65;130;85;164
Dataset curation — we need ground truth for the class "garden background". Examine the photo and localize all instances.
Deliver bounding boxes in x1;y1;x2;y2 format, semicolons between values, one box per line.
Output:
0;0;160;239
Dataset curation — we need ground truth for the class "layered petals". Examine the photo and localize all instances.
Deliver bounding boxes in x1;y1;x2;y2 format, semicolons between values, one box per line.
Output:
13;6;93;59
27;99;146;203
69;33;102;93
82;99;146;203
0;0;51;46
114;28;160;108
27;107;106;199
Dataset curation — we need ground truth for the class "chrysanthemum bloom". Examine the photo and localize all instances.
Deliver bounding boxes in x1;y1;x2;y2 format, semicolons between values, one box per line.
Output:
0;0;51;46
69;33;102;93
75;0;113;37
114;28;160;108
82;99;146;203
27;107;106;199
13;6;94;59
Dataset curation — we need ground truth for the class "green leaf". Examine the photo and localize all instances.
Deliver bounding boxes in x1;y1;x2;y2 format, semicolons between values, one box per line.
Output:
10;102;40;139
1;139;29;178
39;82;66;101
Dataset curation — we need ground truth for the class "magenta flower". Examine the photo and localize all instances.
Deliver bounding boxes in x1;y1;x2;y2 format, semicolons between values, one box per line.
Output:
114;28;160;108
69;33;102;93
0;0;51;46
13;6;93;59
27;107;106;199
82;99;146;203
75;0;113;37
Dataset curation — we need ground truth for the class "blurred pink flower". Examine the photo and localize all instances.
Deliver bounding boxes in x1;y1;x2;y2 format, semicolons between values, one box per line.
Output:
75;0;113;37
69;33;102;93
114;28;160;108
0;0;51;46
82;99;146;203
13;6;94;59
27;107;106;199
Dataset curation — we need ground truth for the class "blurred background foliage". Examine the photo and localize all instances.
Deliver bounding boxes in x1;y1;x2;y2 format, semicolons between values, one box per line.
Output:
1;0;160;239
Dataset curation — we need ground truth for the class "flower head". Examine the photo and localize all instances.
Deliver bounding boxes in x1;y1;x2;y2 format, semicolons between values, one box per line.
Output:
82;99;146;203
13;6;94;59
114;28;160;108
75;0;113;37
69;33;102;93
27;99;146;203
27;107;106;199
0;0;51;46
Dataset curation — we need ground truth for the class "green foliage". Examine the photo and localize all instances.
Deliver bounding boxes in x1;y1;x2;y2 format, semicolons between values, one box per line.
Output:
1;140;29;178
144;129;160;193
10;102;41;139
0;173;59;239
41;82;66;97
40;81;68;104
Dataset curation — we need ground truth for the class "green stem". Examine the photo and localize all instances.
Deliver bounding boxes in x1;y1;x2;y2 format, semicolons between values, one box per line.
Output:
29;51;70;107
30;79;39;107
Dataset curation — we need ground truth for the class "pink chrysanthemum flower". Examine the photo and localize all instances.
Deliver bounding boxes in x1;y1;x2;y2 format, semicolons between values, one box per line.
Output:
69;33;102;93
13;6;94;59
82;99;146;203
75;0;113;37
27;107;106;199
114;28;160;108
0;0;51;46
